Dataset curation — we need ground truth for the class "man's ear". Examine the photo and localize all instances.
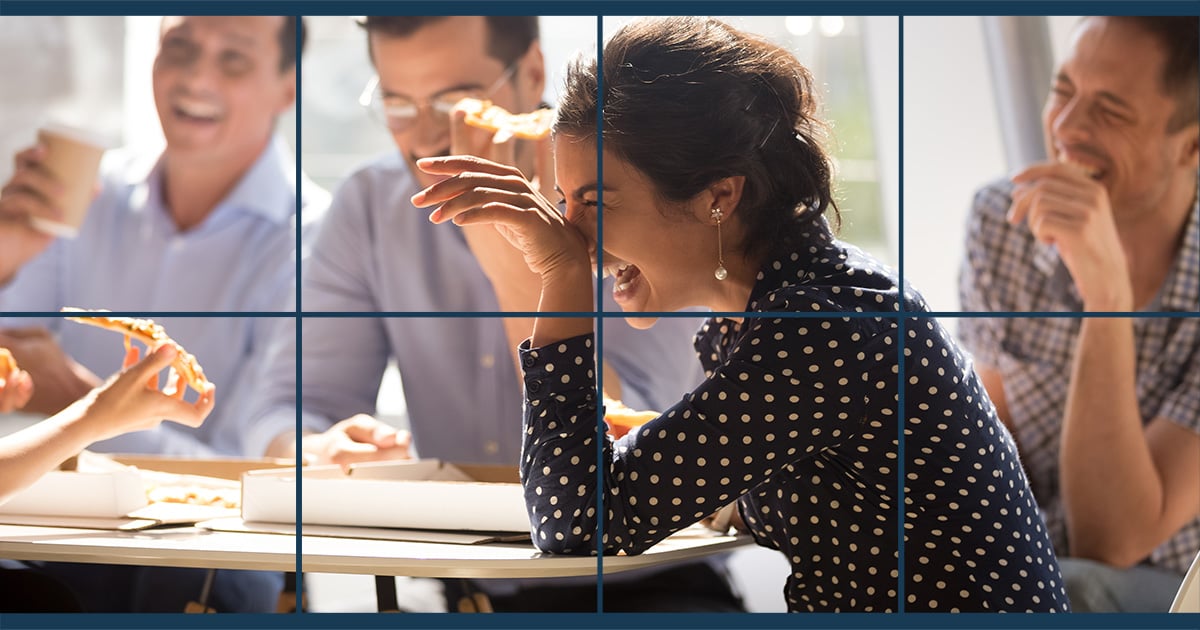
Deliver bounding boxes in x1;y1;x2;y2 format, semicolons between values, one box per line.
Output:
518;42;546;109
1182;123;1200;170
694;176;747;223
276;65;298;114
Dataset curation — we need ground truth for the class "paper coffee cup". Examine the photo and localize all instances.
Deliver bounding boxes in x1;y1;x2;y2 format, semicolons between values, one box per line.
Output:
28;123;110;239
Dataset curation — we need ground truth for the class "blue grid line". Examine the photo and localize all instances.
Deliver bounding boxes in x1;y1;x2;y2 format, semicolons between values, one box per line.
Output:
594;14;607;613
293;12;305;614
896;15;907;614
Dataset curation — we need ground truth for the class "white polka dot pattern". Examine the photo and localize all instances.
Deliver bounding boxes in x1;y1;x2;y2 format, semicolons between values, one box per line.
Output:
519;220;1069;612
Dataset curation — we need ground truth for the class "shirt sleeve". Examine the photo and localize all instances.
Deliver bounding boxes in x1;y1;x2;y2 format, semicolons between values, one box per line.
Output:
302;170;382;313
958;185;1008;367
1158;343;1200;435
0;237;64;313
279;176;392;433
520;317;894;556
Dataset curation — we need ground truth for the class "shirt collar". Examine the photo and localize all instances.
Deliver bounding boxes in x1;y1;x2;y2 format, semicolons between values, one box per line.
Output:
745;215;837;309
128;136;295;227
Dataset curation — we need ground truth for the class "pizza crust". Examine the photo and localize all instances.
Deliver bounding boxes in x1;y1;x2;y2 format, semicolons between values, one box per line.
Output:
0;348;17;381
455;97;554;141
61;307;210;393
604;397;660;438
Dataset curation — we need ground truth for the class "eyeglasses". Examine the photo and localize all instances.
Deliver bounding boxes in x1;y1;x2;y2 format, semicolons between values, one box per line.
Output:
359;64;518;133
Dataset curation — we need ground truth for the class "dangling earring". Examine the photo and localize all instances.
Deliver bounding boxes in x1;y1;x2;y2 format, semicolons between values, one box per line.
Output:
711;207;728;281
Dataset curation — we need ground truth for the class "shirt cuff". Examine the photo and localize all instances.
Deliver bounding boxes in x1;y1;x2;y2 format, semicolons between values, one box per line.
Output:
242;407;305;458
519;333;596;401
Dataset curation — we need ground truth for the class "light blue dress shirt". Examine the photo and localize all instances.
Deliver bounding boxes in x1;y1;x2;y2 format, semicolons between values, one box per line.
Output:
0;138;328;457
254;151;707;463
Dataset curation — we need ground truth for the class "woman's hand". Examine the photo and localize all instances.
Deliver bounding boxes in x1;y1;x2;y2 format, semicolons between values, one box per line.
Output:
0;366;33;413
411;156;592;281
69;343;216;444
414;155;595;346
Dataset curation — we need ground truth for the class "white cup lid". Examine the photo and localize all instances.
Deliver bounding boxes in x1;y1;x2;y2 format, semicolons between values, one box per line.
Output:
29;216;80;239
39;123;114;150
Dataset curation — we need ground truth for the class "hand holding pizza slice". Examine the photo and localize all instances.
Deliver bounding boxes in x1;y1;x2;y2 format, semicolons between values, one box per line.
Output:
60;307;210;396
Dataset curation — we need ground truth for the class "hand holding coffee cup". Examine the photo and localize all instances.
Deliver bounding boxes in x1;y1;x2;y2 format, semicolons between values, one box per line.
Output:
26;124;110;238
0;125;108;285
0;148;57;285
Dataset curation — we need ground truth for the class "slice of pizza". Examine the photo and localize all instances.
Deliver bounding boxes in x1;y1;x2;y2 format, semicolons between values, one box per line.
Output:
455;97;554;141
0;348;17;381
60;307;210;394
603;396;660;439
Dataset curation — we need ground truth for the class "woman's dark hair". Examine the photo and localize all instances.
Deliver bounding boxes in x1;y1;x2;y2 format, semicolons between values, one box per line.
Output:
556;17;838;258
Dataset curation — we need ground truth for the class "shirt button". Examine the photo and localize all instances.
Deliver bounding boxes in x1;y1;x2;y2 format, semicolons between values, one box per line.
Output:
480;354;495;369
484;441;500;455
527;379;541;393
523;355;536;367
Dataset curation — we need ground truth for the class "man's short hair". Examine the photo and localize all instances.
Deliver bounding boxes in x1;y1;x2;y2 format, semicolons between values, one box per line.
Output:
1112;16;1199;131
358;16;538;67
279;16;305;72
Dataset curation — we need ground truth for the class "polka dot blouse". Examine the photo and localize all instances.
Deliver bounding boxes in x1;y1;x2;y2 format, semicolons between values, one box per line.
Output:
518;219;1070;612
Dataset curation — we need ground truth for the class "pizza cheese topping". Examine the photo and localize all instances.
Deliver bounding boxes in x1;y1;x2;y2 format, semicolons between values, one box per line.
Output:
0;348;17;380
456;97;555;141
61;308;209;393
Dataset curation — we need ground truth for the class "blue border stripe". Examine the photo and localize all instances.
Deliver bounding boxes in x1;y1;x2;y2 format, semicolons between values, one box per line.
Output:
4;611;1200;628
2;1;1200;16
1;7;1198;628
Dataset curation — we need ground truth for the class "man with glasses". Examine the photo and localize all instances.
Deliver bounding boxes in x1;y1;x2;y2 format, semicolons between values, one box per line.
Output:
253;16;744;611
0;16;321;612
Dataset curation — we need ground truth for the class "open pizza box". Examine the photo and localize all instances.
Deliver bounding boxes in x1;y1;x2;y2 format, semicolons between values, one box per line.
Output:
0;451;294;530
232;459;531;544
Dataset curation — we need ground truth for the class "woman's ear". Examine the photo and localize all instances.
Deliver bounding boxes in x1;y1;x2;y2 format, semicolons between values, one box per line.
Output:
695;176;746;223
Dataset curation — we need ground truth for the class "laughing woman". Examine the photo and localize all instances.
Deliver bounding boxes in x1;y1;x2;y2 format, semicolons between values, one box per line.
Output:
413;17;1069;612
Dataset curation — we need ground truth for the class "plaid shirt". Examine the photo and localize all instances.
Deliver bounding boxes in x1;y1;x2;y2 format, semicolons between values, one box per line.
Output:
958;178;1200;575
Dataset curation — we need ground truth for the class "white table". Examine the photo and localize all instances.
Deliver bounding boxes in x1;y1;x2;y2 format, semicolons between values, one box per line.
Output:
0;522;751;611
0;523;747;577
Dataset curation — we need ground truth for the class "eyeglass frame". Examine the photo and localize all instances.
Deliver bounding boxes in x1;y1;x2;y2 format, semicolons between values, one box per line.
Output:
358;63;519;133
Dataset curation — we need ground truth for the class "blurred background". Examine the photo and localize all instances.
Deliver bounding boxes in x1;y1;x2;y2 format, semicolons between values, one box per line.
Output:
0;16;298;185
299;15;897;613
904;16;1081;316
0;14;901;614
300;16;898;269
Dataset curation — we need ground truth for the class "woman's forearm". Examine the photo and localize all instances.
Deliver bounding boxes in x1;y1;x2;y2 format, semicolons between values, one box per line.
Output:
0;400;100;504
532;263;595;348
